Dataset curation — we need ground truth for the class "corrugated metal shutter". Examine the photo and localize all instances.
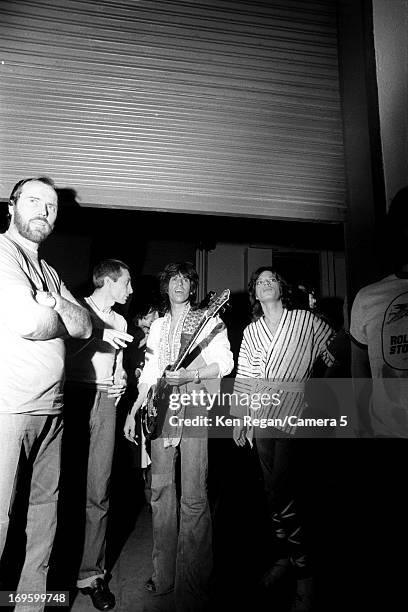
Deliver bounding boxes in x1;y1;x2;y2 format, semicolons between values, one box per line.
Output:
0;0;346;221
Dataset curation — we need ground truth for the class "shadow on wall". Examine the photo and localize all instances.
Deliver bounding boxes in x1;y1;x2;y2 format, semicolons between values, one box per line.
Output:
41;187;93;295
220;291;251;372
0;202;8;233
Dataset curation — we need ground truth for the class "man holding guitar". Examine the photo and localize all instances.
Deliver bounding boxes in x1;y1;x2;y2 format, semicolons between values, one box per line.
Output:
124;262;233;612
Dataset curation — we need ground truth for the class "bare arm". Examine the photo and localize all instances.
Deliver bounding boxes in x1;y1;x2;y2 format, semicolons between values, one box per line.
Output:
0;240;90;340
53;284;92;339
129;382;150;418
20;286;92;340
0;286;65;340
92;326;134;348
123;382;150;443
114;348;125;380
233;330;251;447
164;363;220;385
108;349;127;399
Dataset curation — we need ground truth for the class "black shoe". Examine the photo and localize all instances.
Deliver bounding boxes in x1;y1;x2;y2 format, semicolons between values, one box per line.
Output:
144;577;157;593
80;578;115;611
290;577;314;612
144;577;174;595
260;558;293;591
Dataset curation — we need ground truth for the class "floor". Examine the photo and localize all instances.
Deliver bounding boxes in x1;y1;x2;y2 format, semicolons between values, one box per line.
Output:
51;437;347;612
4;437;407;611
69;505;173;612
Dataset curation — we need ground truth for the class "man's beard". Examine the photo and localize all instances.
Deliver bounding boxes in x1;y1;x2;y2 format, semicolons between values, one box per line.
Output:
13;208;53;243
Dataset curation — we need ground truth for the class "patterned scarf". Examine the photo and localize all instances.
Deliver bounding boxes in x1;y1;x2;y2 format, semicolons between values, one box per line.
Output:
158;301;191;372
158;303;209;447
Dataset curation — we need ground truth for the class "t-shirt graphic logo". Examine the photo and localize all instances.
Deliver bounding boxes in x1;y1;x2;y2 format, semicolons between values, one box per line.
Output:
382;291;408;370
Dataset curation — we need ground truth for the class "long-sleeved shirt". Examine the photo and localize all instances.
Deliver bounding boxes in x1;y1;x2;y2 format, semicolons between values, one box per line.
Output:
139;313;233;389
234;309;334;433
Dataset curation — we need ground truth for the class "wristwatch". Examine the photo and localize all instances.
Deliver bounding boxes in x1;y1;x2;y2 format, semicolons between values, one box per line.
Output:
47;292;57;309
193;369;201;384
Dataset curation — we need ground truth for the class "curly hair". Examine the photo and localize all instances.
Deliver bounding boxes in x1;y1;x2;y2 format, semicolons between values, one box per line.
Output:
159;261;199;312
248;266;292;320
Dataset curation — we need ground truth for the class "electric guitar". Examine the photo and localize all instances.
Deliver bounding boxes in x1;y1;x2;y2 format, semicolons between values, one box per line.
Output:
141;289;230;441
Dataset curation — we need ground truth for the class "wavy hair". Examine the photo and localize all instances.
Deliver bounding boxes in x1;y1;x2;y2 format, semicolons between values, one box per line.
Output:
159;261;198;313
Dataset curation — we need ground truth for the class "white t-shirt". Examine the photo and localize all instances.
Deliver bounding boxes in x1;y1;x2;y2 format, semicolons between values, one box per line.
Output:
0;233;64;415
350;273;408;437
65;296;127;388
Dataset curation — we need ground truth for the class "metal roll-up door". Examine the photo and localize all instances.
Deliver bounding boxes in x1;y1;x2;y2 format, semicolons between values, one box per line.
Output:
0;0;346;221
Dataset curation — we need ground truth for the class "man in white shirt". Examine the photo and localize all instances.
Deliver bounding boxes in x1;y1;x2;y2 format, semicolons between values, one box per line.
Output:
124;262;233;612
63;259;133;611
0;177;92;608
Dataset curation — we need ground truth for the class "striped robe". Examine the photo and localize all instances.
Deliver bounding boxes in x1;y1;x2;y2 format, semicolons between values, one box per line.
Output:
235;309;334;434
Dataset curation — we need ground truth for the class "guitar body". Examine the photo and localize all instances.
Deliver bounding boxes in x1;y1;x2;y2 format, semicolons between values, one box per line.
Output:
141;385;158;441
142;376;173;441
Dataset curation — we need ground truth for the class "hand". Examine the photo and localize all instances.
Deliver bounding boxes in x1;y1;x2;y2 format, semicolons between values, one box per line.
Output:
124;413;139;445
35;290;56;308
107;375;127;400
108;383;126;399
102;328;134;349
165;367;194;387
233;423;247;447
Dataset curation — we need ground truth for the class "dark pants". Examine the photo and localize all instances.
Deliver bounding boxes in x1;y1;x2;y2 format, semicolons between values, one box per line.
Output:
61;385;117;588
255;436;309;576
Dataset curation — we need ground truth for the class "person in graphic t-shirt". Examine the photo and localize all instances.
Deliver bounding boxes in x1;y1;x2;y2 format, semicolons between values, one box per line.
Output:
350;186;408;437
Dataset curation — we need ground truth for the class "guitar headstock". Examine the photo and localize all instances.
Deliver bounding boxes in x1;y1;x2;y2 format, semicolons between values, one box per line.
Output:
206;289;230;318
198;290;216;310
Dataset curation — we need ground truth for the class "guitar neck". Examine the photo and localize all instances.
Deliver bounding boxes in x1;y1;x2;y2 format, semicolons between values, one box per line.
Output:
165;289;229;374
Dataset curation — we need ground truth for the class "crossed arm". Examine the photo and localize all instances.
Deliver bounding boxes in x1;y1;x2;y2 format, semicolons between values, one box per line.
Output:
1;284;92;340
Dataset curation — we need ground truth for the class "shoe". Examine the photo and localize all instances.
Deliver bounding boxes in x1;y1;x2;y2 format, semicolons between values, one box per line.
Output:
290;576;314;612
144;577;156;594
80;578;115;610
260;557;293;590
144;577;174;595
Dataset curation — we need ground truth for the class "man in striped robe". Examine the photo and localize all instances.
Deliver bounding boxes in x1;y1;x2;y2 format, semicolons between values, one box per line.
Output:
233;266;334;612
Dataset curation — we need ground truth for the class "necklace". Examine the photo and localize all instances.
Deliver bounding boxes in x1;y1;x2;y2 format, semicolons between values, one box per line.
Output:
159;302;190;371
87;295;111;314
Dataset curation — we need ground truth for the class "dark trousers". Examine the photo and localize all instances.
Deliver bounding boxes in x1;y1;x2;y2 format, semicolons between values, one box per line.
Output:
59;384;116;588
255;436;309;576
